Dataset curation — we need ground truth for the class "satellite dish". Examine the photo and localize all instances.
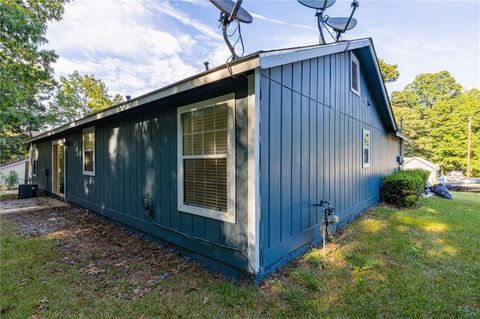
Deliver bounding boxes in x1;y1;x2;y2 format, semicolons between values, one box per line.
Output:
210;0;253;23
297;0;359;44
324;17;357;31
209;0;253;60
298;0;335;10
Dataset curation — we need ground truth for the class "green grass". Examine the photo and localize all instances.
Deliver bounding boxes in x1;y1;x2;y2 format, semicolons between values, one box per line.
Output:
1;192;479;318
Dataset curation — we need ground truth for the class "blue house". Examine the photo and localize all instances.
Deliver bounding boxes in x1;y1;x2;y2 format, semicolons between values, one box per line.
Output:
28;38;403;280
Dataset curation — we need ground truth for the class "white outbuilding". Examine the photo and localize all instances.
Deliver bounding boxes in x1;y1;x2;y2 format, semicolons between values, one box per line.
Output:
403;157;440;185
0;159;29;188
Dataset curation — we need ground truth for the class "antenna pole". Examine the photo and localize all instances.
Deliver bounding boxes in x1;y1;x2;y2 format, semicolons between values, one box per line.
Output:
222;23;239;60
336;0;359;41
316;10;326;44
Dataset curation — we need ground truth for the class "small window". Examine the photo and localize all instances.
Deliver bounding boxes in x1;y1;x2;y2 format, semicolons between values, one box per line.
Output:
362;129;370;168
83;127;95;175
351;52;360;96
31;144;38;176
177;94;235;223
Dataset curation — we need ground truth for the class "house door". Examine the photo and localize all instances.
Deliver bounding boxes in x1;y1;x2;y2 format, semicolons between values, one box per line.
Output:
52;141;66;196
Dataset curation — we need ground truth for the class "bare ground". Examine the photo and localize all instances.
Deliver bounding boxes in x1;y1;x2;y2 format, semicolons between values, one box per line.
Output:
1;204;216;301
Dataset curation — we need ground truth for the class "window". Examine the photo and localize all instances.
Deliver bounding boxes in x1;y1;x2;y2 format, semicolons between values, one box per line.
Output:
177;94;235;223
83;127;95;175
31;144;38;176
362;129;370;168
351;52;360;96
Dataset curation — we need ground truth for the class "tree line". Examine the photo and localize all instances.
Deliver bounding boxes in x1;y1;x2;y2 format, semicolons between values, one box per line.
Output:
1;0;123;163
1;0;478;176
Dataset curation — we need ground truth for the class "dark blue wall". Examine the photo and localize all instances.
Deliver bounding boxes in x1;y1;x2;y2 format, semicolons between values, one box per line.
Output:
259;50;400;272
32;50;401;279
33;78;253;274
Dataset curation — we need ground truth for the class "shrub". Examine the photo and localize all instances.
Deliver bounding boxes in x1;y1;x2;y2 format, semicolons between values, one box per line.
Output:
406;168;431;185
3;170;19;189
380;169;429;208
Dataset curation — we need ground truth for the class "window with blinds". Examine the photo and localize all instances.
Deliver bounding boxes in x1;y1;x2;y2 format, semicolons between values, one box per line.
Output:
177;94;235;223
351;53;360;96
83;127;95;175
181;105;228;211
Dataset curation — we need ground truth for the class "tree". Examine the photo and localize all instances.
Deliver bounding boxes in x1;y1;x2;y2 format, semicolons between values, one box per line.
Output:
429;89;480;175
403;71;462;108
392;71;479;175
378;59;400;83
51;71;124;125
0;0;67;163
392;91;433;159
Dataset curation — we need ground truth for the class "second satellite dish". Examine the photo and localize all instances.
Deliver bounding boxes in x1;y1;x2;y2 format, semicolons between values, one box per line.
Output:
297;0;359;44
324;17;357;31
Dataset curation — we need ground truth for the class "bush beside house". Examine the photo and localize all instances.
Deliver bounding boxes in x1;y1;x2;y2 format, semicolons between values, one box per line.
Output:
381;169;430;208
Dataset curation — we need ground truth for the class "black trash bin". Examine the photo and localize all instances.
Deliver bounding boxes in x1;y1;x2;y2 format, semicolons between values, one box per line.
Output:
18;184;38;199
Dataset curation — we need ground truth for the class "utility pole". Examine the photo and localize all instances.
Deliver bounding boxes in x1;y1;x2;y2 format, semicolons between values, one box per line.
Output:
467;116;472;177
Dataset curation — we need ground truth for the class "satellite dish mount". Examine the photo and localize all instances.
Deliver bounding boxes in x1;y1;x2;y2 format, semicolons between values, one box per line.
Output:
210;0;253;60
298;0;359;44
333;0;359;41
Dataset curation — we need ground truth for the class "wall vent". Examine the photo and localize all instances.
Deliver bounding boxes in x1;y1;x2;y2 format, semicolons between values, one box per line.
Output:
351;53;360;96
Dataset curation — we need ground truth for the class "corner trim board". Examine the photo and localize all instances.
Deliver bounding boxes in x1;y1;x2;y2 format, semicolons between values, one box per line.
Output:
247;70;261;274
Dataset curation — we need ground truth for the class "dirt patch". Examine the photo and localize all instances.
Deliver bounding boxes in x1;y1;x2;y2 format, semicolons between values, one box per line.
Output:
1;196;69;214
2;205;209;300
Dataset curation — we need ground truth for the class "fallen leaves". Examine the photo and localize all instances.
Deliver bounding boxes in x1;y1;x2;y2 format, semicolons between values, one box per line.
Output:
3;203;214;303
203;296;210;305
33;298;48;314
84;266;106;276
0;304;15;314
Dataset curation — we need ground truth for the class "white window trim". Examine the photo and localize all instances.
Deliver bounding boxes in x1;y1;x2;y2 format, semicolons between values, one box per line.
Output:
363;129;371;168
82;126;95;176
351;52;361;96
31;144;37;177
51;139;66;197
177;93;236;223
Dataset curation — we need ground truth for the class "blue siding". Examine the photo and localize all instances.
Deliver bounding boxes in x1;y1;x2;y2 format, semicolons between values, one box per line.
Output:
259;51;400;272
33;78;252;274
31;47;401;279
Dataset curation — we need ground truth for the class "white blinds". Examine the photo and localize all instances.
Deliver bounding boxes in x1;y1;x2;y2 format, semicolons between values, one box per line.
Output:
83;128;95;173
181;104;229;211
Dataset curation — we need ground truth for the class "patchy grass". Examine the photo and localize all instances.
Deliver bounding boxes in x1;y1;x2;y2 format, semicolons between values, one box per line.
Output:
1;192;479;318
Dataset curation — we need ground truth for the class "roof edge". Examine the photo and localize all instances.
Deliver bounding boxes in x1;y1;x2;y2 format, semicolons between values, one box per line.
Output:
259;38;371;69
365;41;398;132
26;54;260;143
26;38;398;144
404;157;440;170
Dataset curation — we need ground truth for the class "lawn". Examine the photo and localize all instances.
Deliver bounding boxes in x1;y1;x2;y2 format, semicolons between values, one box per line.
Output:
1;192;479;318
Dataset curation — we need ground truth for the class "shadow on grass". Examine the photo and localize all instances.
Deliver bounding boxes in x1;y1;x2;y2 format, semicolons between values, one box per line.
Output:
261;193;480;318
1;193;479;318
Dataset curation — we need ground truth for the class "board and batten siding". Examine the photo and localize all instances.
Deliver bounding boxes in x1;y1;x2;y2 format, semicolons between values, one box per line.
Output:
259;51;400;271
32;78;253;274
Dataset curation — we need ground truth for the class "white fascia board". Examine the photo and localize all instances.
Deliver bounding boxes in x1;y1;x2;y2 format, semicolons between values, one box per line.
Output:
259;38;371;69
26;57;260;144
366;43;398;132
